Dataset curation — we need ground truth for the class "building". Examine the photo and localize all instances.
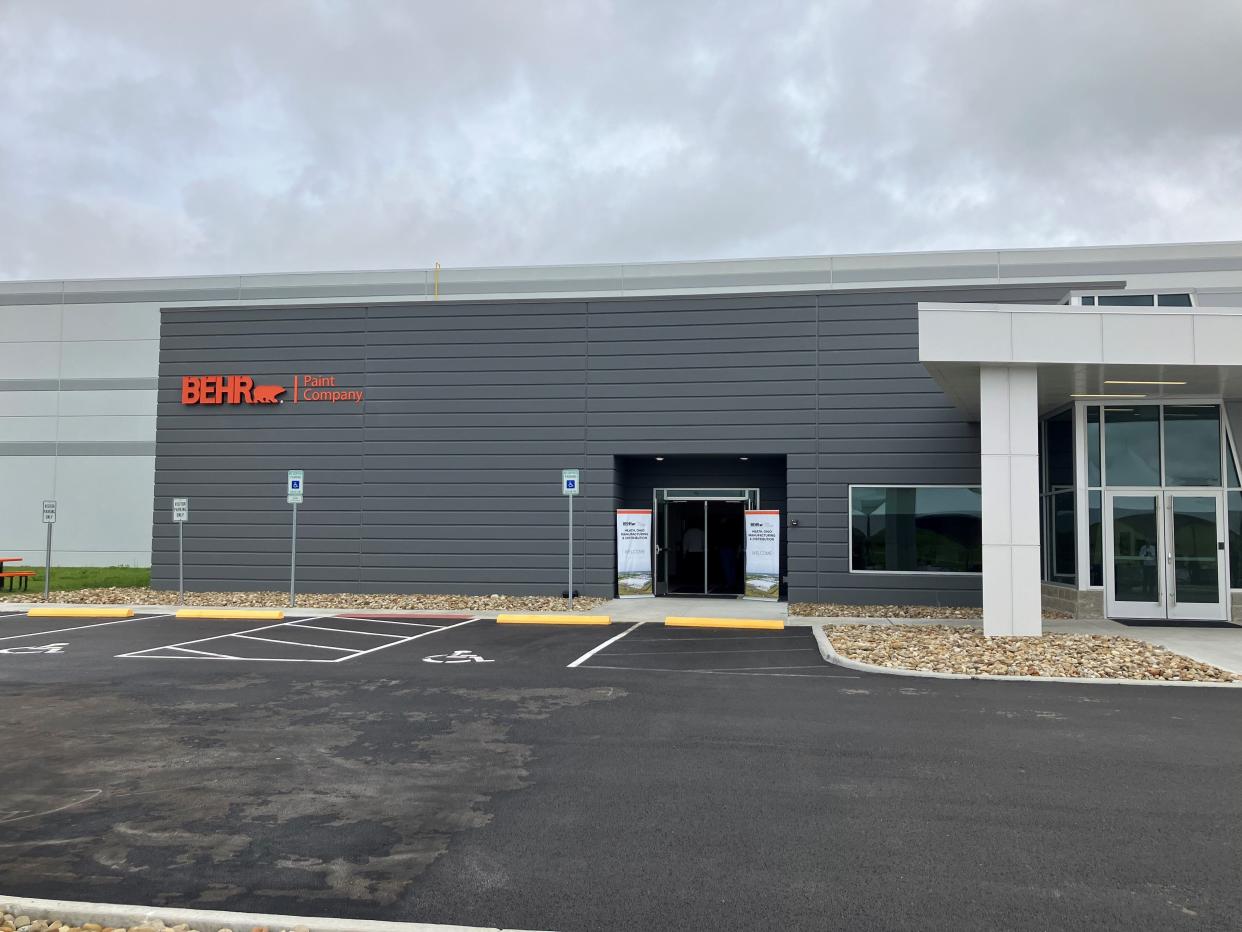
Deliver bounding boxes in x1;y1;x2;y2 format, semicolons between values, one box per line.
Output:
5;241;1242;635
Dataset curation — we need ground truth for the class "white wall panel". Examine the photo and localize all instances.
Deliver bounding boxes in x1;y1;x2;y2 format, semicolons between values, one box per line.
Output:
0;341;60;379
51;455;155;561
59;339;159;379
0;417;58;442
0;455;57;562
57;415;156;442
59;389;158;417
0;304;62;342
0;391;59;417
62;302;160;341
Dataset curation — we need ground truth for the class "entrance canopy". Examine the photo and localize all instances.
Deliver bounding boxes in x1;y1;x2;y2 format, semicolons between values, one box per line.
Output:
918;302;1242;636
918;301;1242;417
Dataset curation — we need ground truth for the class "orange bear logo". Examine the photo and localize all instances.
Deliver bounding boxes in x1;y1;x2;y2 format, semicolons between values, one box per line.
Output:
252;384;286;404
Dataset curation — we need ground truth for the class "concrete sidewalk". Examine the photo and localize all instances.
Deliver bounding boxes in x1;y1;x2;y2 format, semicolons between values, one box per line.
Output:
594;596;787;623
794;613;1242;677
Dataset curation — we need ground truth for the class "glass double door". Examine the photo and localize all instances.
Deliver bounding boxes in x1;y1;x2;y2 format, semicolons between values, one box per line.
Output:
1105;491;1228;621
657;497;747;596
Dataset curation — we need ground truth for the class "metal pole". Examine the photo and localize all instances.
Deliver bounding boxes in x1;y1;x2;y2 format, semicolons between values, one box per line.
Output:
568;493;574;610
290;501;298;608
178;520;184;604
43;522;52;600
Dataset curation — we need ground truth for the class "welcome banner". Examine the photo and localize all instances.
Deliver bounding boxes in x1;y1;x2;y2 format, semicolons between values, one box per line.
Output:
744;509;780;600
616;509;654;597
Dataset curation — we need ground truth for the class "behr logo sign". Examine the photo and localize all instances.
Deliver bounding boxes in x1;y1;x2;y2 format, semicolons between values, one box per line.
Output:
181;375;364;406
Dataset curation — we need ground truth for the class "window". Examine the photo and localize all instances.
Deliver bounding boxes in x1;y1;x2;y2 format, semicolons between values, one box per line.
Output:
1163;405;1221;486
1040;408;1076;584
1074;292;1194;307
850;486;981;573
1104;406;1161;486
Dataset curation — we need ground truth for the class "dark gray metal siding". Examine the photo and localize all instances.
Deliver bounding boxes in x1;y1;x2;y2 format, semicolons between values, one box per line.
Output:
151;284;1071;604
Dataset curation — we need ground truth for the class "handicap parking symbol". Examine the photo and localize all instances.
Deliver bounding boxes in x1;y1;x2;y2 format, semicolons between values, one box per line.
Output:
0;642;67;655
423;649;494;664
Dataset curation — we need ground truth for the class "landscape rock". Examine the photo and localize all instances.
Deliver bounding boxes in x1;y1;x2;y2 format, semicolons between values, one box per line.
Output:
824;623;1239;682
0;586;607;613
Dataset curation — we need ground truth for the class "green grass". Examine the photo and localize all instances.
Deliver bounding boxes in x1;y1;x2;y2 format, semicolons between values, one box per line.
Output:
0;565;150;592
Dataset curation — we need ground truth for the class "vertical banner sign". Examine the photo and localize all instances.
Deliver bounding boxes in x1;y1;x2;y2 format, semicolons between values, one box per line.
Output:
744;509;781;600
615;509;653;597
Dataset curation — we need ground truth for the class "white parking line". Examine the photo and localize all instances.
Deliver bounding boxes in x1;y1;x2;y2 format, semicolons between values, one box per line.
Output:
567;621;644;668
117;614;478;663
334;617;443;628
607;647;813;657
287;623;402;639
231;633;356;652
0;613;172;643
331;617;479;662
580;664;860;679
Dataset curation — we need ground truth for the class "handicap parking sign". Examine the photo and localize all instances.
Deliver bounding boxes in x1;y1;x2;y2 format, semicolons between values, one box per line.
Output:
561;468;580;496
287;469;305;504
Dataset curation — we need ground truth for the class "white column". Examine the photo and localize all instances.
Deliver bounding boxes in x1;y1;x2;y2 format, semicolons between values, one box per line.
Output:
980;365;1042;636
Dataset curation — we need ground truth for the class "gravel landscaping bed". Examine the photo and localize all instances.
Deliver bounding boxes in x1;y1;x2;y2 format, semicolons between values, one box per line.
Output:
0;586;607;613
823;623;1240;682
791;601;1070;620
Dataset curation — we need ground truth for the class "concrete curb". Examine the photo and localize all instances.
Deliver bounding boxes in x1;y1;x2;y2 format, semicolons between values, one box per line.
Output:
0;894;549;932
810;625;1242;688
0;602;486;619
496;613;611;625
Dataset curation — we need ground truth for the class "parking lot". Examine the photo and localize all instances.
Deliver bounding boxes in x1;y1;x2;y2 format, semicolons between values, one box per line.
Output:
0;608;1239;931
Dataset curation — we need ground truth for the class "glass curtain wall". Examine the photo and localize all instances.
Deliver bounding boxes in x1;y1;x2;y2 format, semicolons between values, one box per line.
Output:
1074;401;1242;592
1040;408;1076;584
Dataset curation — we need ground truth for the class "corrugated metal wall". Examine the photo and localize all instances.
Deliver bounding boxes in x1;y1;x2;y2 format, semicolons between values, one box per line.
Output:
151;283;1070;604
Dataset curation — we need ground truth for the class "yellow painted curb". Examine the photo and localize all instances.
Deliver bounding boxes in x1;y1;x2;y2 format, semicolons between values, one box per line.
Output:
27;606;134;618
665;616;785;631
496;614;611;625
175;609;285;620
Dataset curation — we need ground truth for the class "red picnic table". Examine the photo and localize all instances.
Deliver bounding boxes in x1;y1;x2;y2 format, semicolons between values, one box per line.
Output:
0;557;34;591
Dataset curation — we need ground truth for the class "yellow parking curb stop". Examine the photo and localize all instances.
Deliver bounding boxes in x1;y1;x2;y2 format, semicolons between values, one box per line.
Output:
27;606;135;618
175;609;285;620
665;616;785;631
497;614;611;625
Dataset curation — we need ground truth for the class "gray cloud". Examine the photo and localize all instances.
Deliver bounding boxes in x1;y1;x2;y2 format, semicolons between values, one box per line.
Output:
2;0;1241;279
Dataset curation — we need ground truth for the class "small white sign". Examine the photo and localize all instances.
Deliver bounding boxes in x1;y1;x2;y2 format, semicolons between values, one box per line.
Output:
561;468;580;496
172;498;189;522
423;649;494;664
287;469;305;504
42;500;57;524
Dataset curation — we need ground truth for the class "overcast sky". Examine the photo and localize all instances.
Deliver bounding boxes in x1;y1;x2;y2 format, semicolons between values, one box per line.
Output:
2;1;1241;280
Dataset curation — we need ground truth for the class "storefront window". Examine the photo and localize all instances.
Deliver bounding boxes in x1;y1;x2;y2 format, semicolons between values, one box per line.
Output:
850;486;982;573
1086;406;1101;487
1088;490;1103;587
1230;492;1242;590
1048;490;1076;583
1104;406;1160;486
1044;408;1074;491
1163;405;1221;486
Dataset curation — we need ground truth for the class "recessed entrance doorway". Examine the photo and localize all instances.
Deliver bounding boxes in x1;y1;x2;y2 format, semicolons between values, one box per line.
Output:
655;488;758;597
1104;490;1229;621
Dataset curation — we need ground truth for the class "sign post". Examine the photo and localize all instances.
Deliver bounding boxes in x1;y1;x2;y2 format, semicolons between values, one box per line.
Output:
287;469;304;607
41;500;56;600
561;469;580;609
172;498;189;603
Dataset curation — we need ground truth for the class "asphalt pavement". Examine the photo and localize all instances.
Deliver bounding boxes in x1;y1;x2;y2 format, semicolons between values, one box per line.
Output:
0;610;1238;931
